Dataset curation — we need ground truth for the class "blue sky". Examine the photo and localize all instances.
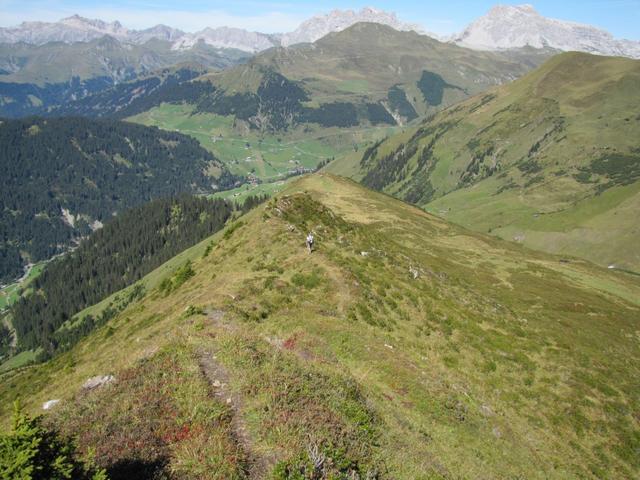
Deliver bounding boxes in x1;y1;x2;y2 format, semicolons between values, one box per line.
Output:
1;1;639;40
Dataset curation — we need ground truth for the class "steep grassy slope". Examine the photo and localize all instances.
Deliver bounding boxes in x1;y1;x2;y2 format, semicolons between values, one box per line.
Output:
1;174;638;478
337;52;640;271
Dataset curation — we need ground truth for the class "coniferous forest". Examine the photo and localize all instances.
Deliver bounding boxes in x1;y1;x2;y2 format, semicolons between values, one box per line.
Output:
0;117;241;283
9;194;264;357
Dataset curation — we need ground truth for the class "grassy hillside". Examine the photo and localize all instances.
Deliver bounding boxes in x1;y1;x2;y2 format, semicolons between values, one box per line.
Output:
194;23;550;132
337;52;640;271
125;24;548;186
1;174;638;478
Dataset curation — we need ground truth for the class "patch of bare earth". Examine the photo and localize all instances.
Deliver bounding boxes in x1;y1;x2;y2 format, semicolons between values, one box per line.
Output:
198;310;271;478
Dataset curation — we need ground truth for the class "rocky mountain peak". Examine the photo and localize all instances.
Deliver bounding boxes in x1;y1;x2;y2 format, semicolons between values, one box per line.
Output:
453;3;640;58
279;6;423;47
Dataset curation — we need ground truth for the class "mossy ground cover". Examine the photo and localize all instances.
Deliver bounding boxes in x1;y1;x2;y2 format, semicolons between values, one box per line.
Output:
50;345;246;479
1;174;638;478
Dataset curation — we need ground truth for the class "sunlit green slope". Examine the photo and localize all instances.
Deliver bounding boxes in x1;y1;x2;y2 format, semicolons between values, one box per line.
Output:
127;24;549;189
1;174;638;479
336;52;640;271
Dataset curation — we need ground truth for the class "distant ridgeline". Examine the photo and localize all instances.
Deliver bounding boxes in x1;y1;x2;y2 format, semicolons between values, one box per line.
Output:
45;67;210;119
45;67;399;130
0;35;252;117
7;194;265;359
0;116;242;283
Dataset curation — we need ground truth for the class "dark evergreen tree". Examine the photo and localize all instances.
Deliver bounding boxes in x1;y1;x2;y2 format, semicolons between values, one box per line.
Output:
0;402;108;480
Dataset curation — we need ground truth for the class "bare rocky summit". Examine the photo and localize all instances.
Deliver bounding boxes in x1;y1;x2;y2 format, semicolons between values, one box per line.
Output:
452;4;640;59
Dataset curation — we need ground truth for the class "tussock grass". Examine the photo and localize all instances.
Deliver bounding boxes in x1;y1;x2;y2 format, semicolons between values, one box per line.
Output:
1;174;638;478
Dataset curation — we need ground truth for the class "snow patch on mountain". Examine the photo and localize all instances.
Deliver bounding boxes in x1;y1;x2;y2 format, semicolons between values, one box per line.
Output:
453;4;640;59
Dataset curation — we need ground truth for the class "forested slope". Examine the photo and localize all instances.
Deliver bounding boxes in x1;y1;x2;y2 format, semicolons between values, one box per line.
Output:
0;116;241;283
7;194;265;359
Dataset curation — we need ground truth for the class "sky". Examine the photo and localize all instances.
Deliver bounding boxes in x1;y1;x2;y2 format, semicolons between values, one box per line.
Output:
1;0;639;40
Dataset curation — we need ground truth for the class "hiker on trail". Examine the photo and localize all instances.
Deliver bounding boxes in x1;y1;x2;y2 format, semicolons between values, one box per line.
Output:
306;232;314;253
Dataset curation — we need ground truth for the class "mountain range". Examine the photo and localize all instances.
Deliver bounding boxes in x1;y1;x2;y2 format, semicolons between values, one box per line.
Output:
2;4;638;118
128;23;549;133
0;15;183;45
2;23;551;127
1;5;638;58
0;7;423;54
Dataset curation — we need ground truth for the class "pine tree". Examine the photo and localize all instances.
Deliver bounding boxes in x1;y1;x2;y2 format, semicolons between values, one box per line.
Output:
0;402;107;480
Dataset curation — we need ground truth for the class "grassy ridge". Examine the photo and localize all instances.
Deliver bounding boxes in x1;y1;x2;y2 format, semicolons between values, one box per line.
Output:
1;174;638;478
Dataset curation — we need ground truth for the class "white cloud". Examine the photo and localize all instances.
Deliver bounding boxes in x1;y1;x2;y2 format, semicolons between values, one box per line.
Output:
0;6;307;33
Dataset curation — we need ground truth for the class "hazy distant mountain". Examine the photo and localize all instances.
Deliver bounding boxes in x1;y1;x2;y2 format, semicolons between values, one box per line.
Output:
0;7;427;54
0;39;251;117
0;14;185;45
278;7;425;46
171;27;277;53
129;24;186;44
453;4;640;59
